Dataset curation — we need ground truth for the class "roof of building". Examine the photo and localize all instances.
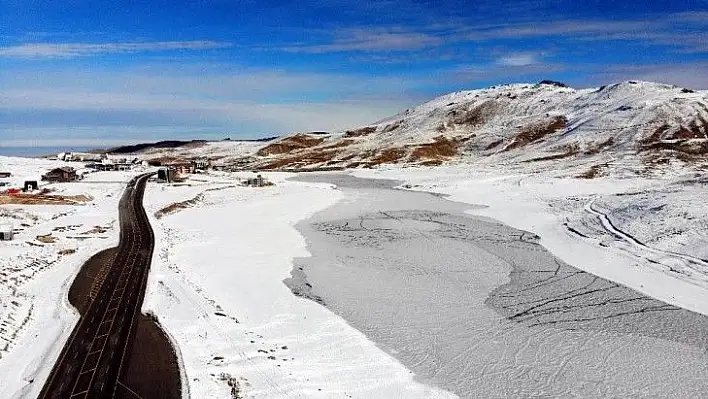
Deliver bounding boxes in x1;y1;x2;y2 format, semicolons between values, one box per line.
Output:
46;166;76;173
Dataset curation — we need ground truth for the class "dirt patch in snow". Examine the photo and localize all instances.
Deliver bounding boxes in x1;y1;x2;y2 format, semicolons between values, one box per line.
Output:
583;137;616;155
484;139;504;151
577;163;609;179
256;134;326;156
381;121;402;133
418;159;445;166
319;139;356;150
36;234;57;244
524;144;579;162
670;125;707;140
370;148;407;166
260;149;340;170
639;121;708;161
344;126;376;138
155;194;204;219
504;116;567;151
448;100;498;129
81;225;109;235
409;136;459;163
0;194;92;205
644;140;708;155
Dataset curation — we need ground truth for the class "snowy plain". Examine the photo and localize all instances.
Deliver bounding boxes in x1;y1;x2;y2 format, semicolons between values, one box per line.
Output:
141;171;454;398
140;167;708;398
0;152;706;398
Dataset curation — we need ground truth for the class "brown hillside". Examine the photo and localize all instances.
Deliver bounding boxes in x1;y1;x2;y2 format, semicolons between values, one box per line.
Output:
505;116;567;151
257;134;326;156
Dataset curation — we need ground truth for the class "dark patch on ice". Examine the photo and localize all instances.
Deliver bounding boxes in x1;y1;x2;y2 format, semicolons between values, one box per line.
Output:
284;266;326;305
484;239;708;349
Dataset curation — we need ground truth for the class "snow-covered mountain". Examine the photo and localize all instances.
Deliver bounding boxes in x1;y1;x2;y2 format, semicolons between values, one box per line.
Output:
130;80;708;173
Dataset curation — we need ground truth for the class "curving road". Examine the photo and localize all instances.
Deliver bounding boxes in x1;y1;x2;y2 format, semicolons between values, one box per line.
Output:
39;173;156;398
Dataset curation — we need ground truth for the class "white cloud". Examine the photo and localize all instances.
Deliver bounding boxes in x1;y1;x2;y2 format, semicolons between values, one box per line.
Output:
0;88;409;131
590;62;708;90
452;62;564;82
282;28;443;53
497;53;540;66
0;66;422;144
283;11;708;56
0;41;231;58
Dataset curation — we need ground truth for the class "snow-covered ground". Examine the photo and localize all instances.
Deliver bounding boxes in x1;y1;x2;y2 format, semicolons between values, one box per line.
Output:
124;140;265;166
142;171;453;398
353;165;708;317
0;156;148;398
2;150;705;397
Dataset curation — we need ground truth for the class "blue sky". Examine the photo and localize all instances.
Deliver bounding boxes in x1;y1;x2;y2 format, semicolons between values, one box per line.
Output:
1;0;707;146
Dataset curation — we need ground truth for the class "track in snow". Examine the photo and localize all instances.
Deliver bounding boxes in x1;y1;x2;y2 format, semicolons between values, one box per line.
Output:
584;198;708;282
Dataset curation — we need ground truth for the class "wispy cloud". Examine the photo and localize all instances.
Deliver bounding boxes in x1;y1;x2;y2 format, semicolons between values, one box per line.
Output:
281;11;708;56
0;65;424;143
451;62;566;82
282;28;443;53
589;62;708;89
496;52;542;67
0;41;231;58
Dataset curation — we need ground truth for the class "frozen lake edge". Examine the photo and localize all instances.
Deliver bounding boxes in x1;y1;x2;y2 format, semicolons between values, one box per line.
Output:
288;173;708;398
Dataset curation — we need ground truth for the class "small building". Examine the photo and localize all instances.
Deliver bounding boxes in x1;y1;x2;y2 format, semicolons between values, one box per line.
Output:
192;159;210;170
85;163;104;170
243;174;271;187
42;167;78;182
157;167;174;183
0;224;13;241
59;152;103;162
0;172;11;178
23;181;38;192
171;162;194;176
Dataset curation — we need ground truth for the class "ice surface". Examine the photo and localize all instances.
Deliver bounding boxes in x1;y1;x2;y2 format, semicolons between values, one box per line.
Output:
289;174;708;397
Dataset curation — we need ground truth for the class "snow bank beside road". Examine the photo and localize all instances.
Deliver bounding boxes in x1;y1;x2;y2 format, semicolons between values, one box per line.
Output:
142;172;454;398
353;166;708;317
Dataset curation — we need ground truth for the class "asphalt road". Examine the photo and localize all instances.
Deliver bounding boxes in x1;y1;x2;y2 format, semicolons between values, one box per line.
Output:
39;173;156;399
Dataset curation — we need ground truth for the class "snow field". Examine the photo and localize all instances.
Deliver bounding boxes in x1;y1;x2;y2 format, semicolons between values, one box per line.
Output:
353;165;708;317
142;172;455;398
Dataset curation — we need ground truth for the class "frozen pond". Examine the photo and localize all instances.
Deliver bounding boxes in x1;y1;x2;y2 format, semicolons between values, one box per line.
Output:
287;173;708;398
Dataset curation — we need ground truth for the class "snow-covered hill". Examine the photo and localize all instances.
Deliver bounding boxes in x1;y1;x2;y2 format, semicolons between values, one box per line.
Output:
129;80;708;174
249;80;706;171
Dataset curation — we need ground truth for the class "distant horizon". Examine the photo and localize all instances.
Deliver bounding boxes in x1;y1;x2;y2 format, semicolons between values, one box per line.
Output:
1;76;704;147
3;0;707;145
0;146;98;158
